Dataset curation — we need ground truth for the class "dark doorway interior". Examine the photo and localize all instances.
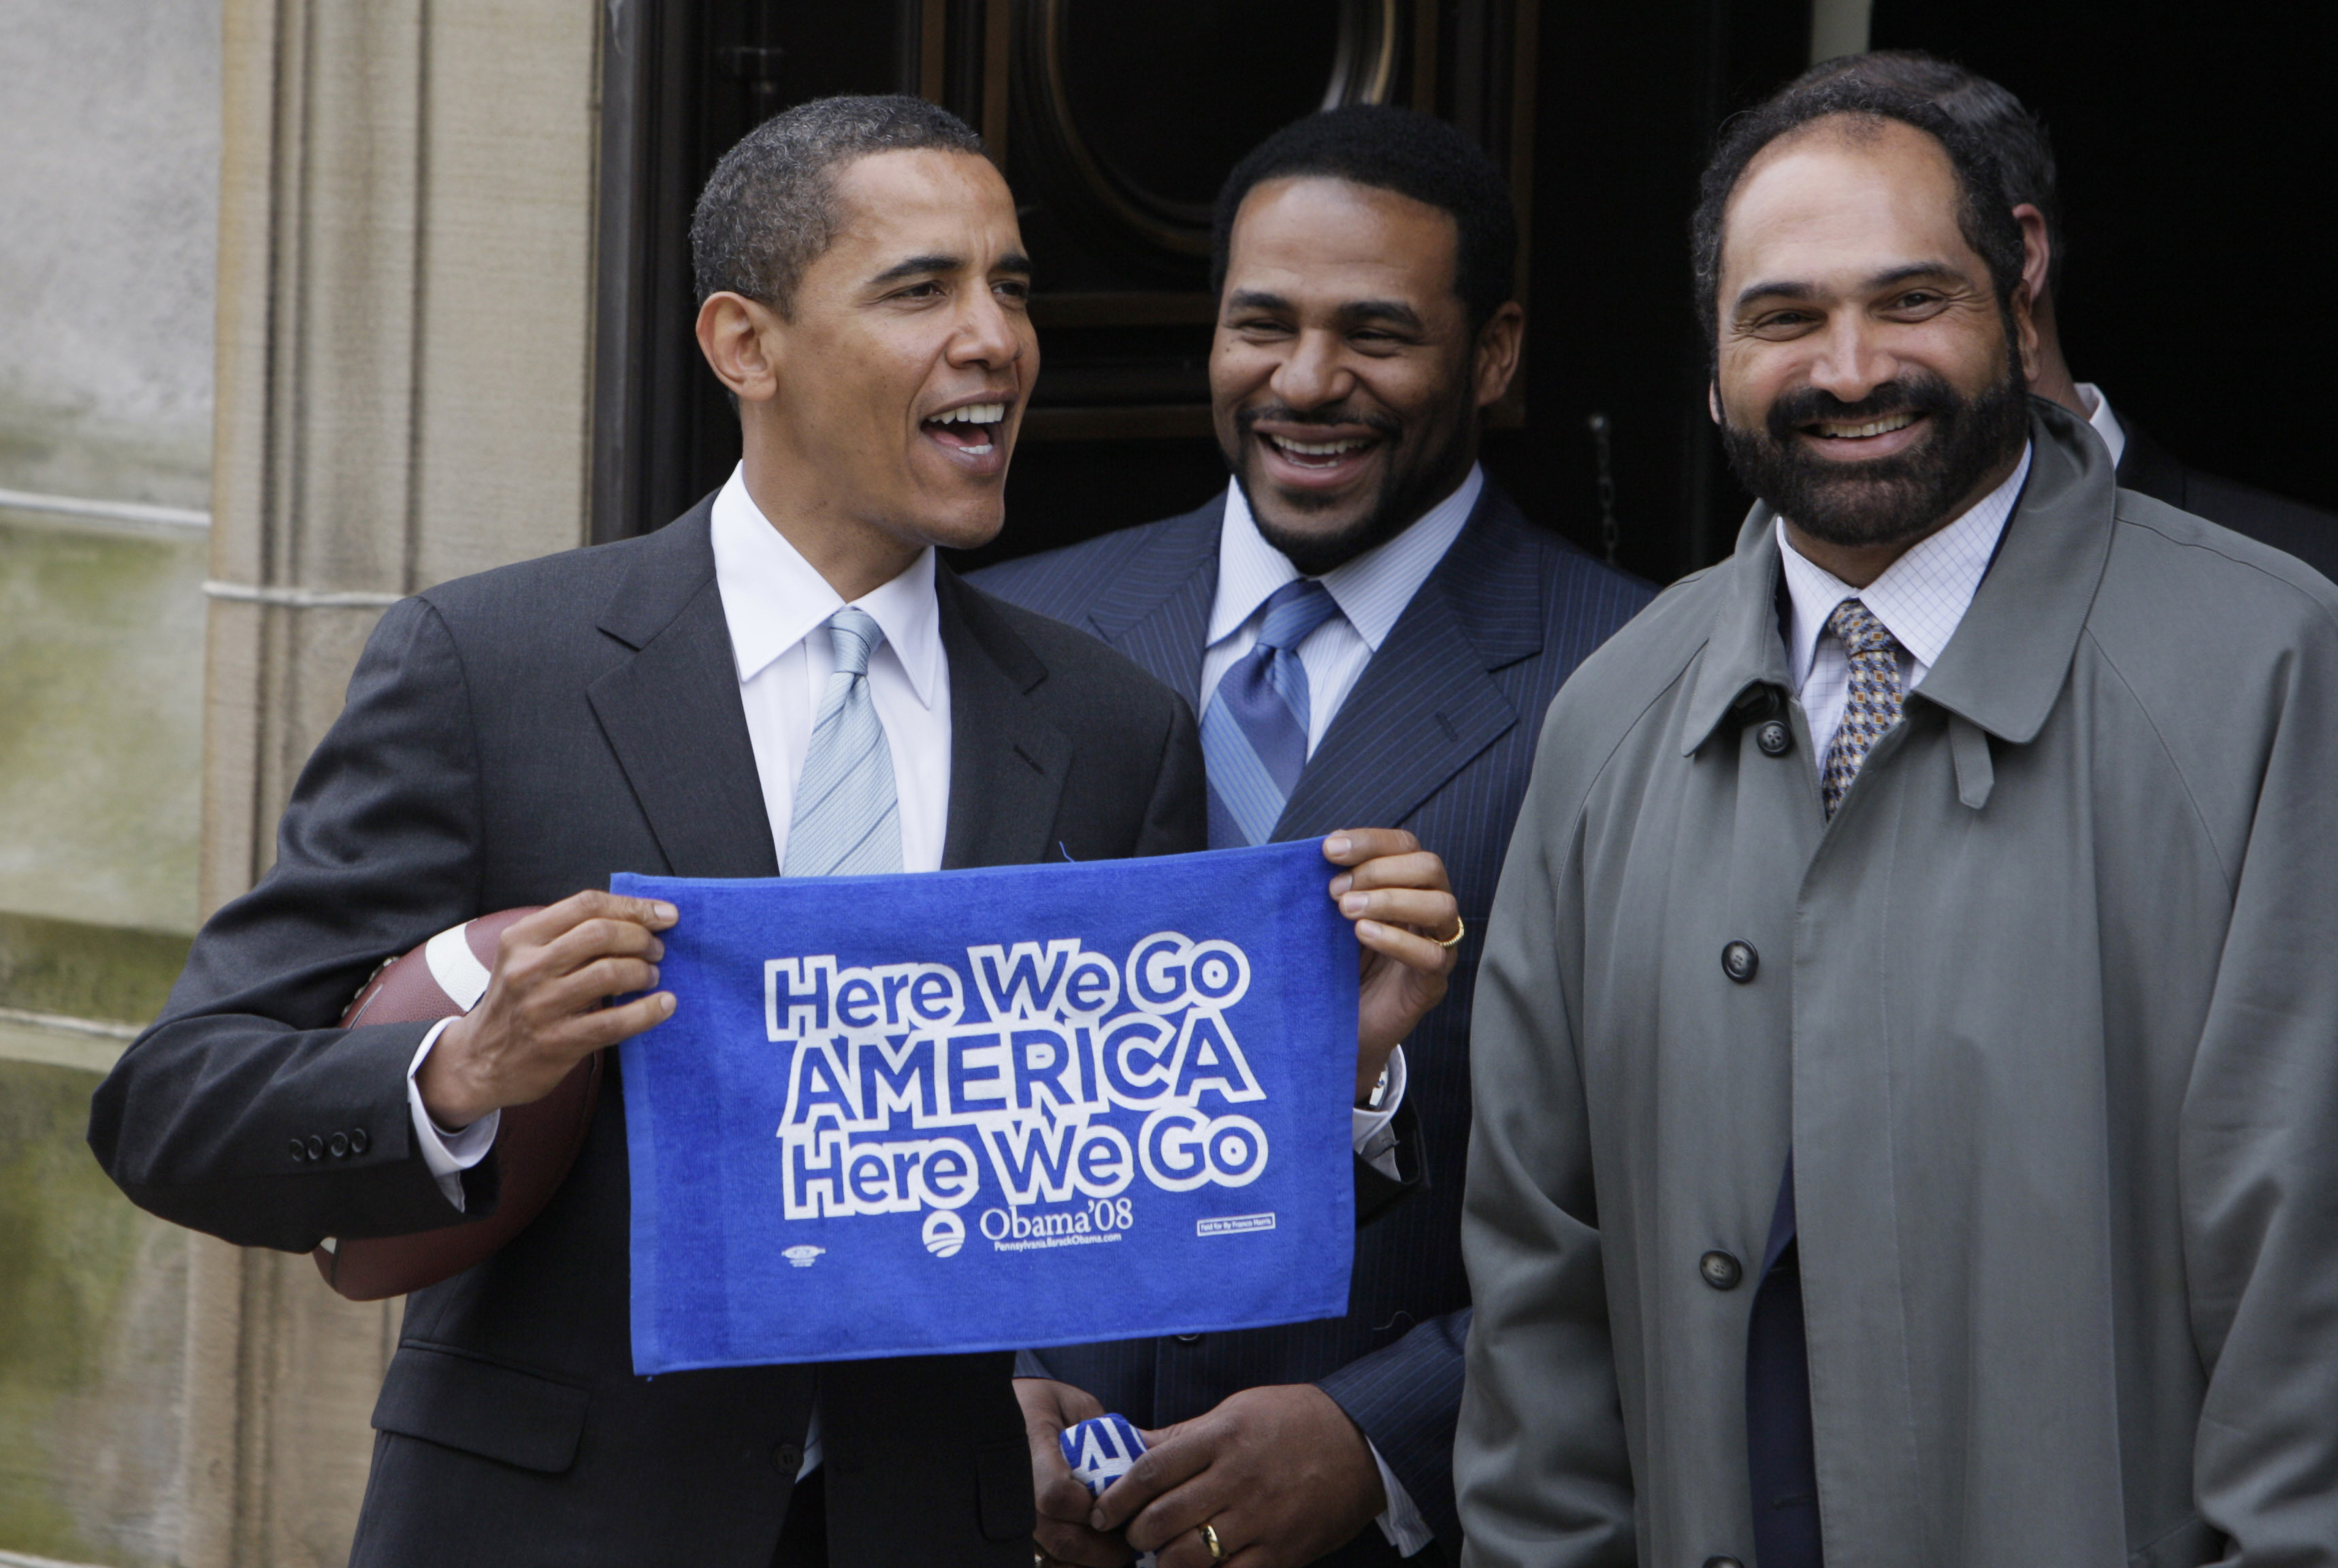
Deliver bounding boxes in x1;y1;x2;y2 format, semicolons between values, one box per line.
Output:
594;3;2325;585
594;0;1811;584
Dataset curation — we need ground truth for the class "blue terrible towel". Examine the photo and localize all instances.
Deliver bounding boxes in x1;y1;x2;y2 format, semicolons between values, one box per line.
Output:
615;840;1357;1373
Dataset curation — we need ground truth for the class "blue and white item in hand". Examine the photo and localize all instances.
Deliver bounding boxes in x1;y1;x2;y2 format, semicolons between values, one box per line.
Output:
1060;1415;1158;1568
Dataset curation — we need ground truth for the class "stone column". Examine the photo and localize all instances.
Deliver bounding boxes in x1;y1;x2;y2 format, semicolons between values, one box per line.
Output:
191;0;600;1561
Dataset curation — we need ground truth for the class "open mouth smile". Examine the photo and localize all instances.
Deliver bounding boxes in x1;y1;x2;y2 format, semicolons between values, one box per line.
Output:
1797;408;1925;456
1252;425;1385;489
923;401;1009;460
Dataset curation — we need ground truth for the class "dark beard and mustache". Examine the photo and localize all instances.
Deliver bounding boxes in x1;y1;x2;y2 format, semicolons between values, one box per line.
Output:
1222;391;1478;577
1719;353;2031;550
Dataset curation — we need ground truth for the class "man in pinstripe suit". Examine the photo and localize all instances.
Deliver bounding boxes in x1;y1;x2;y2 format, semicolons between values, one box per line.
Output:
974;109;1654;1568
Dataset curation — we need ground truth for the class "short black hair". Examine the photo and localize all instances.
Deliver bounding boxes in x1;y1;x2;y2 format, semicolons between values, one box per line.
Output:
1798;50;2062;298
1210;106;1518;330
1691;76;2028;351
692;95;987;315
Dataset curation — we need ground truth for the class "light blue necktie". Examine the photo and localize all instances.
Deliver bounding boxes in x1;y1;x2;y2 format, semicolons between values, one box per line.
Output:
1202;578;1342;847
782;606;903;877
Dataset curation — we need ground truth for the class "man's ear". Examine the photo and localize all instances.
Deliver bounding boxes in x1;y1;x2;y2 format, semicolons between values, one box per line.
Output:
1707;382;1723;427
2008;278;2041;387
2012;203;2051;308
695;291;783;404
1472;301;1527;408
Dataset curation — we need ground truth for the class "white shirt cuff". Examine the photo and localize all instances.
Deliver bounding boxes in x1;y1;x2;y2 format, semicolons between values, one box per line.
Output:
1351;1045;1408;1180
406;1017;500;1210
1368;1436;1435;1557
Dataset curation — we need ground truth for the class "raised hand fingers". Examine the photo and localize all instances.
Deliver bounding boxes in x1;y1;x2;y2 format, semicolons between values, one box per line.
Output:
1337;886;1461;945
509;889;677;951
1319;828;1423;872
1352;913;1459;981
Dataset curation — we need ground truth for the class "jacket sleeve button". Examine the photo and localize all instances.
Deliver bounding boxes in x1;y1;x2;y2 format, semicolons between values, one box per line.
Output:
1721;941;1759;983
1700;1250;1744;1290
773;1441;804;1473
288;1138;308;1162
1756;720;1792;756
349;1126;370;1154
328;1132;351;1158
304;1135;326;1161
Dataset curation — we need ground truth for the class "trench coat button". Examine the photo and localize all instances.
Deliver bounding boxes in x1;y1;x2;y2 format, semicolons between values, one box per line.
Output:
289;1137;308;1162
773;1441;803;1473
304;1134;327;1161
1721;941;1759;983
349;1126;370;1154
1700;1250;1743;1290
1173;1333;1203;1344
329;1132;351;1158
1756;720;1792;756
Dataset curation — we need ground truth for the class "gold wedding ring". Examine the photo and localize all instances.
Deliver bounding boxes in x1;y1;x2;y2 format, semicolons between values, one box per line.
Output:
1200;1521;1227;1561
1434;913;1467;949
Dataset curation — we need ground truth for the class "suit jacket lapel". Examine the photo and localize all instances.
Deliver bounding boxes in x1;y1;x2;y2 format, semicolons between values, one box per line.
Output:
1274;489;1542;839
1079;498;1223;709
937;570;1071;870
587;503;780;879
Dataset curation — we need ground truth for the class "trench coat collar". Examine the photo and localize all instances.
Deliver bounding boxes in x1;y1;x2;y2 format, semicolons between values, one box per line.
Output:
1681;397;2117;755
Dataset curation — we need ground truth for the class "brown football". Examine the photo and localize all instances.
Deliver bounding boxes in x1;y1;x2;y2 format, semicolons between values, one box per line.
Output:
311;906;604;1301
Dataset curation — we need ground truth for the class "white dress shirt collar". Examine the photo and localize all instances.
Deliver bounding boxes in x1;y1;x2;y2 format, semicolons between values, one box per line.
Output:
1777;442;2033;693
709;464;943;708
1208;463;1484;653
2076;382;2128;468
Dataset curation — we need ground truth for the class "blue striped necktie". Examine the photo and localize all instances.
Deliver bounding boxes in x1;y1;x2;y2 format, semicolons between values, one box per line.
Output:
1203;578;1342;848
782;606;903;877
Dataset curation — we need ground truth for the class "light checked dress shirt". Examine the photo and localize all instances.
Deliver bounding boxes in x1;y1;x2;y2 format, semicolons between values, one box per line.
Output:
1778;444;2033;762
1200;462;1483;1557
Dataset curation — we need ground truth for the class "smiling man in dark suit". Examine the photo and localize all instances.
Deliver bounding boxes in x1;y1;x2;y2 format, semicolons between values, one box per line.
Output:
91;95;1234;1568
976;108;1654;1568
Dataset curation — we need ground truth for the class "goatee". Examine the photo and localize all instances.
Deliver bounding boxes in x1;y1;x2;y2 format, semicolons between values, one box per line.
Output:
1226;395;1476;577
1720;355;2030;551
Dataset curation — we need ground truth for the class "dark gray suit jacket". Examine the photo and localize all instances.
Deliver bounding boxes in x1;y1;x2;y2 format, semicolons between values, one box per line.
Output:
88;500;1205;1568
973;482;1653;1561
2118;419;2338;584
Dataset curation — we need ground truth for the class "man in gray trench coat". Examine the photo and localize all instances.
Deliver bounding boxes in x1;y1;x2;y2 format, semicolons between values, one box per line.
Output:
1455;74;2338;1568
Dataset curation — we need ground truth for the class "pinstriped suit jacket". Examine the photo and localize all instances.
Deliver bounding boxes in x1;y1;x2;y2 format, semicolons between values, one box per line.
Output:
971;482;1653;1562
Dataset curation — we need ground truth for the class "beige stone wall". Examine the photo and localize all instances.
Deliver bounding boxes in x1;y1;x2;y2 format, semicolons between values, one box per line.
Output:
188;1;604;1563
0;1;602;1564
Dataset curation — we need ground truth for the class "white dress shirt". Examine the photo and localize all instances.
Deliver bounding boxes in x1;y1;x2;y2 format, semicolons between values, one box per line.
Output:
2077;382;2127;468
709;467;953;871
1201;466;1482;745
1778;444;2033;764
1203;465;1482;1559
406;465;953;1203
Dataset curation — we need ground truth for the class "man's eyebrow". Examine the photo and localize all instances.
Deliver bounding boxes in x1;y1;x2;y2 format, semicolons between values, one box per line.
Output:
1733;262;1966;312
866;250;1034;288
1862;261;1963;292
1734;278;1814;312
1222;291;1426;331
867;253;960;287
1335;298;1425;331
1225;289;1293;314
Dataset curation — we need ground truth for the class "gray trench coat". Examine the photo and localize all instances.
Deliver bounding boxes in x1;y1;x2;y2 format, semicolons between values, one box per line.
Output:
1456;403;2338;1567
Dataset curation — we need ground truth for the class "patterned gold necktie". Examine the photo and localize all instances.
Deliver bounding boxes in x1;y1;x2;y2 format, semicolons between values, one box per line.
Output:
1820;598;1905;817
